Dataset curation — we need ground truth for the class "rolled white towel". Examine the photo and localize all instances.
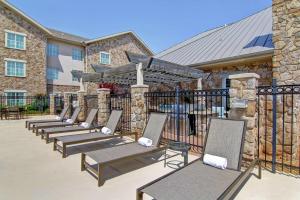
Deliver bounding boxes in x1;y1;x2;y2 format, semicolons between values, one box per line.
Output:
80;122;89;128
138;137;153;147
66;119;74;124
101;127;112;135
55;116;61;120
203;154;227;170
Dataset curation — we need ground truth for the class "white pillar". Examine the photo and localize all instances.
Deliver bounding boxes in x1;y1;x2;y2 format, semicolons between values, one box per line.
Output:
136;62;144;86
79;78;85;92
197;78;203;90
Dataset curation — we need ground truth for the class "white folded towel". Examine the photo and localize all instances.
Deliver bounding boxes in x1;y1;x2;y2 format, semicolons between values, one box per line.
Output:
101;127;112;135
56;116;61;120
138;137;153;147
80;122;89;128
66;119;74;124
203;154;227;170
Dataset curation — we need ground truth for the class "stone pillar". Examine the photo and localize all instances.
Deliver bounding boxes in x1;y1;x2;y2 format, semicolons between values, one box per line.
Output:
272;0;300;166
97;88;110;126
272;0;300;84
131;85;149;136
49;94;55;115
77;91;86;122
229;73;260;162
63;93;72;118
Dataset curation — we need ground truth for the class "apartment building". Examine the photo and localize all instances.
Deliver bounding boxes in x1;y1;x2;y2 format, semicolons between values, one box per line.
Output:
0;0;153;98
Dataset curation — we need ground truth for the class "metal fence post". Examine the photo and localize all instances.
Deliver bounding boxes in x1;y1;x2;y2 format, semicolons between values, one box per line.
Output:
272;78;277;173
175;85;180;141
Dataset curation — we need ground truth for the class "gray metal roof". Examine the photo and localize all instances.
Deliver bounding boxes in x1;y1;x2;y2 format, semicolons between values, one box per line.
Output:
48;28;89;43
155;7;273;66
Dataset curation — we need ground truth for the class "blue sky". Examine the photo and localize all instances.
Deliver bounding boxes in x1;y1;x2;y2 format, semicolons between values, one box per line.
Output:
9;0;272;54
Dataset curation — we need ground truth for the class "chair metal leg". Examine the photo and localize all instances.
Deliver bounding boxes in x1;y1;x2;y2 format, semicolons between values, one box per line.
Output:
258;160;262;179
62;144;66;158
97;164;105;187
81;154;86;171
136;191;143;200
53;139;57;151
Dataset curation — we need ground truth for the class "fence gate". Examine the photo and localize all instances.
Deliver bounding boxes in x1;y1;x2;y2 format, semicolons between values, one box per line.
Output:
145;88;229;153
84;95;98;123
257;81;300;175
108;93;131;132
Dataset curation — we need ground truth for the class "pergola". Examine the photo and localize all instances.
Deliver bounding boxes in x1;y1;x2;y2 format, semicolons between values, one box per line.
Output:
73;52;205;88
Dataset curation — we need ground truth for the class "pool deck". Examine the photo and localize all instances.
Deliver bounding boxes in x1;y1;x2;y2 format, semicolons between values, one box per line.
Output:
0;116;300;200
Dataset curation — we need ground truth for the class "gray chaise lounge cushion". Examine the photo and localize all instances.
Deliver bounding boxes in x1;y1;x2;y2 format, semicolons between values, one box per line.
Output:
55;110;123;143
34;107;81;128
85;113;168;163
26;106;69;126
204;118;245;170
43;108;98;134
140;118;247;200
141;161;241;200
86;143;157;163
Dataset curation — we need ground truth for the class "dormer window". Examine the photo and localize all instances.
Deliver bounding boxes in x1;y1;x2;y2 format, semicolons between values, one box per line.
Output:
100;52;110;65
5;30;26;50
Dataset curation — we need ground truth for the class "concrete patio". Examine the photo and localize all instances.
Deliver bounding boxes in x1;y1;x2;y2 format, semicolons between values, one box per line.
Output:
0;116;300;200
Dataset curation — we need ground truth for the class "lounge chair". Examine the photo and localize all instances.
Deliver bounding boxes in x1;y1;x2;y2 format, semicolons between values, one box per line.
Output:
81;112;168;187
32;107;81;135
136;118;261;200
41;108;99;143
53;110;138;158
25;106;69;130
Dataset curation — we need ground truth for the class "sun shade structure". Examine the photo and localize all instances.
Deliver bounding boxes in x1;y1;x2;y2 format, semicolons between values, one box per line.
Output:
73;52;205;86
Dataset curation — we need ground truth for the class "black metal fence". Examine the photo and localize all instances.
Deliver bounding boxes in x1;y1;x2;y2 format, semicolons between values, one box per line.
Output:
54;96;64;114
145;88;230;152
108;93;131;132
257;81;300;175
0;95;50;115
69;94;78;116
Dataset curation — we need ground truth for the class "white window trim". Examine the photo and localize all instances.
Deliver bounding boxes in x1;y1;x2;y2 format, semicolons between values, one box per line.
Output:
4;30;27;50
4;89;27;94
4;90;27;106
99;51;111;65
4;58;27;77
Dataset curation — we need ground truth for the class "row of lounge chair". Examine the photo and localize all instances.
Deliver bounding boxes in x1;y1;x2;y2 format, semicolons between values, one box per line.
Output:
25;108;261;200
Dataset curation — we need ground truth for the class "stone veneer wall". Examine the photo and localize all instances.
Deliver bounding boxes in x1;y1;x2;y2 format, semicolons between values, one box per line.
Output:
85;34;152;94
47;84;80;95
202;59;273;89
131;85;149;136
229;73;259;162
272;0;300;84
0;5;47;95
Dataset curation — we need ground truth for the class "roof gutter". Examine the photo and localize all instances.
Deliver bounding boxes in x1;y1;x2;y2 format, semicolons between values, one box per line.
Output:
189;49;274;69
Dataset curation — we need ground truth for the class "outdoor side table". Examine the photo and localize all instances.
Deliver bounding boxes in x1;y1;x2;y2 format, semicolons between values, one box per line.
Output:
164;141;191;167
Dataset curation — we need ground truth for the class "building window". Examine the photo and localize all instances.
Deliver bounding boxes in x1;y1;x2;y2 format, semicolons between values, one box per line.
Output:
72;48;83;61
47;68;59;80
5;30;26;50
5;59;26;77
72;73;79;82
4;91;26;106
100;52;110;65
47;44;59;56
